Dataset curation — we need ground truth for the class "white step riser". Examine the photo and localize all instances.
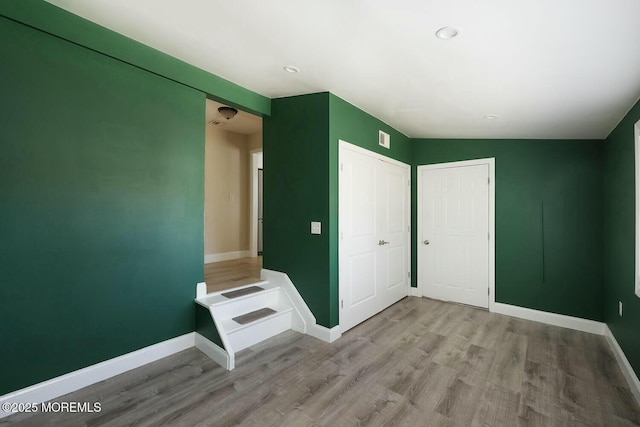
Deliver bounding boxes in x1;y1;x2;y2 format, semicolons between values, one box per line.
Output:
213;290;280;320
226;311;293;352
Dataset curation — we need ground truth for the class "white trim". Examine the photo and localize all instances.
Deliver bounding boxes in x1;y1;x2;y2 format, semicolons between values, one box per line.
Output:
635;119;640;298
207;305;235;370
410;287;422;297
604;325;640;405
307;324;342;343
338;140;412;333
488;160;496;310
339;140;410;169
417;158;496;310
261;268;312;333
196;282;207;299
0;333;195;419
250;149;263;258
194;333;230;370
492;302;605;335
204;250;250;264
261;268;342;343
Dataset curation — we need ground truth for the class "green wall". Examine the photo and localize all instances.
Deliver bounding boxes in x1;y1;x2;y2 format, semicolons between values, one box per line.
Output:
0;1;273;396
0;0;270;116
195;305;224;348
0;13;206;395
603;98;640;378
264;93;411;327
412;139;604;321
263;93;331;325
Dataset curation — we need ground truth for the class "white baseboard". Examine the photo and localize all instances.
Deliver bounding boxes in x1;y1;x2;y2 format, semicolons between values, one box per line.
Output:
410;287;422;297
261;268;315;333
204;250;250;264
0;333;195;419
604;326;640;405
194;333;230;370
261;268;341;343
491;302;606;335
308;324;342;343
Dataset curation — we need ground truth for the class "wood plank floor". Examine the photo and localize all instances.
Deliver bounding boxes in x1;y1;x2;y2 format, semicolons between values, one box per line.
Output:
204;256;262;293
4;297;639;426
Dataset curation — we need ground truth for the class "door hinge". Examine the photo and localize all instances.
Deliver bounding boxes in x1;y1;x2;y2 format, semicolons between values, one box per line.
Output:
341;300;344;309
340;163;344;172
488;176;490;184
488;288;490;296
408;271;411;279
488;232;490;240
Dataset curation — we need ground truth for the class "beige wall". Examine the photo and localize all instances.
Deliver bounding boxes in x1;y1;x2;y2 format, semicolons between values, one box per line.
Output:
248;131;263;153
205;126;250;255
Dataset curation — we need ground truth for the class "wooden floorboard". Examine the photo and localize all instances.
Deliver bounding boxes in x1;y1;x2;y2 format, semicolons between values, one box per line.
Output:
3;297;639;426
204;256;262;293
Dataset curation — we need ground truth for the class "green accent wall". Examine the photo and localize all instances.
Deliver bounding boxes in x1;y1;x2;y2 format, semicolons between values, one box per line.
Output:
195;305;224;348
0;0;270;116
603;98;640;378
264;93;411;328
412;139;604;321
0;16;204;394
263;93;331;325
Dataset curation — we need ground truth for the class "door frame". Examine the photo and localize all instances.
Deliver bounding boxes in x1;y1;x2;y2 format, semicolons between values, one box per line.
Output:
338;139;411;330
416;158;496;311
249;149;263;257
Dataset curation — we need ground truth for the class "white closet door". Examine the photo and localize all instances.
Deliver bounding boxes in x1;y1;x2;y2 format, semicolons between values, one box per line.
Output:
339;142;409;332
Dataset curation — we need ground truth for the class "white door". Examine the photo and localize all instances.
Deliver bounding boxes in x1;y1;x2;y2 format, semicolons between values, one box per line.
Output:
419;161;491;308
339;141;410;332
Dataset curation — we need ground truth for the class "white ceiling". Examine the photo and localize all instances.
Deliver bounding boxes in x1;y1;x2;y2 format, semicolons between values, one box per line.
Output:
206;99;262;135
46;0;640;139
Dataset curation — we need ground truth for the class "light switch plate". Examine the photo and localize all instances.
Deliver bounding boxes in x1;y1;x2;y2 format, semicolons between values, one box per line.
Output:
311;221;321;235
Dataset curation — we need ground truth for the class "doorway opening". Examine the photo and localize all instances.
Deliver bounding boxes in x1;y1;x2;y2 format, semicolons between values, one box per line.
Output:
203;99;263;293
417;158;495;309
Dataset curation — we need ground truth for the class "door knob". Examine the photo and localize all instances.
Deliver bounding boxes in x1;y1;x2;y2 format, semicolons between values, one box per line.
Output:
423;240;430;245
378;240;390;246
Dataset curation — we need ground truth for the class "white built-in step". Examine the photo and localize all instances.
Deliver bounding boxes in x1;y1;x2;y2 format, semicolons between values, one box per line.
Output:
195;279;306;370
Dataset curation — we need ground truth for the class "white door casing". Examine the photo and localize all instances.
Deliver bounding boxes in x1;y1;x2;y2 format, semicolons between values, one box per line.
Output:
339;141;410;332
250;150;263;257
418;159;495;309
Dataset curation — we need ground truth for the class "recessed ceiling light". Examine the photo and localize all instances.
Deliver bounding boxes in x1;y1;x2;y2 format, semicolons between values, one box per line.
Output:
485;115;499;120
435;27;459;40
283;65;300;73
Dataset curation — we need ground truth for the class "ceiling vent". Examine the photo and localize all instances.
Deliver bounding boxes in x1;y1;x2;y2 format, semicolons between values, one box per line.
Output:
379;130;390;149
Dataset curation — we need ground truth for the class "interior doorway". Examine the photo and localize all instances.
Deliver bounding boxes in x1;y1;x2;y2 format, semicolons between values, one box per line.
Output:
417;158;495;308
204;99;263;293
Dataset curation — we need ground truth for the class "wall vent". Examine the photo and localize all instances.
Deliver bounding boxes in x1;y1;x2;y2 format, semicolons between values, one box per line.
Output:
379;130;390;149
